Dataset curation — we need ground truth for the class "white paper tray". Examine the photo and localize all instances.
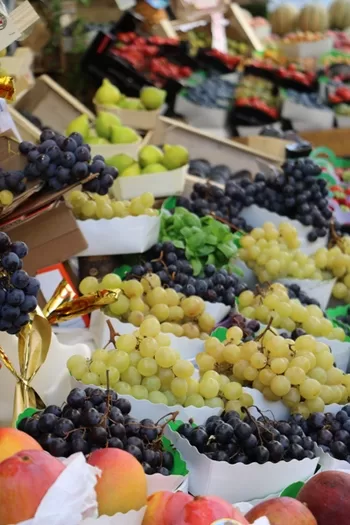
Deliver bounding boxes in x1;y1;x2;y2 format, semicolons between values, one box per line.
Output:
175;96;228;129
239;204;328;255
278;36;333;59
278;278;336;310
336;115;350;129
165;426;319;503
282;99;334;131
89;311;204;360
94;99;163;131
77;216;160;256
110;165;187;200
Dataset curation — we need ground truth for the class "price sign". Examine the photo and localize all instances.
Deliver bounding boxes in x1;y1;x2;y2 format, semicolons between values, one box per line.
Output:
211;11;227;53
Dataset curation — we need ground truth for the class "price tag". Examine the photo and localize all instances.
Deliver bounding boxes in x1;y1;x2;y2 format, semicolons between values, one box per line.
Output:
0;99;21;140
0;12;21;50
10;1;39;34
210;11;227;53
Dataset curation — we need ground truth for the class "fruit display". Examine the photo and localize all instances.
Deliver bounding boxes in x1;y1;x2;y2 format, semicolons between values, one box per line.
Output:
197;326;349;413
269;4;299;36
188;159;240;184
329;0;350;30
68;318;251;411
79;273;217;339
183;77;235;110
298;4;329;33
234;75;280;120
285;283;321;308
95;79;166;111
201;49;242;71
335;103;350;117
66;111;142;146
0;232;40;334
106;144;189;177
276;64;317;89
246;497;317;524
126;241;246;306
328;85;350;104
177;409;316;463
285;89;329;110
329;184;350;212
68;190;158;219
281;31;328;44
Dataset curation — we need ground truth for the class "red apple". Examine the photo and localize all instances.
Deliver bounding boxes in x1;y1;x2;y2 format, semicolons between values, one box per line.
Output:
171;496;249;525
246;497;316;524
0;449;65;525
0;427;42;463
88;448;147;516
142;491;193;525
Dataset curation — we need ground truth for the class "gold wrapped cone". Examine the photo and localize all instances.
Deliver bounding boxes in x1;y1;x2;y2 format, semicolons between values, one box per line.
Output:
0;313;52;426
42;279;76;319
0;75;15;101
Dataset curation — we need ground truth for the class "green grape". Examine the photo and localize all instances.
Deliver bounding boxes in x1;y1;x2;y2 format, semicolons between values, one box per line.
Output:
101;273;122;290
140;317;161;337
150;304;169;322
121;366;142;386
137;357;158;377
114;381;132;395
0;190;13;205
129;350;142;367
155;347;177;368
315;351;334;370
89;360;107;376
184;394;205;408
141;273;161;292
163;390;177;406
110;294;130;315
199;378;220;399
129;297;145;312
148;391;168;404
128;311;144;327
270;375;291;397
140;192;155;208
123;280;144;298
109;351;130;373
142;375;161;392
299;378;321;400
139;337;158;357
129;198;146;216
146;287;167;307
116;334;137;353
165;289;180;307
70;363;88;380
171;377;188;398
306;397;325;413
67;354;87;372
79;276;99;295
158;368;174;389
112;201;128;218
96;202;114;219
205;397;225;408
172;360;194;379
81;200;97;218
99;366;120;384
186;377;199;395
92;349;109;362
308;367;327;384
82;371;100;385
250;352;267;369
239;393;254;407
326;367;344;385
284;366;305;385
131;385;149;400
156;333;171;346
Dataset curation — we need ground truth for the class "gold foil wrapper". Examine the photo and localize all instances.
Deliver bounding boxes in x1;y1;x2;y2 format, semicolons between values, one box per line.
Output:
0;75;15;101
47;289;119;325
0;312;52;426
42;279;76;319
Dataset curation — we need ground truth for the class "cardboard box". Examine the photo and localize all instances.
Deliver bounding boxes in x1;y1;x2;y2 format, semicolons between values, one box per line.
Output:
15;75;95;135
299;128;350;157
233;135;292;162
7;105;41;143
1;200;88;276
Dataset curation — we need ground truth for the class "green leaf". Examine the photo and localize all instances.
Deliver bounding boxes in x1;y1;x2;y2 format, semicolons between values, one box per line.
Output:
180;226;193;239
161;436;188;475
207;253;216;265
114;265;131;279
197;245;215;256
217;243;236;259
187;231;206;249
185;247;194;259
190;258;203;276
172;239;185;249
162;196;177;210
205;234;218;245
183;213;201;228
17;408;39;428
211;327;228;342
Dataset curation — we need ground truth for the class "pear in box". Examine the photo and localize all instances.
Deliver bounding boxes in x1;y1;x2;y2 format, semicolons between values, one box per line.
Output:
139;145;164;167
107;153;135;174
142;163;167;174
110;126;140;144
163;144;189;170
118;98;144;110
120;163;141;177
95;111;122;140
140;86;166;110
95;78;121;105
88;136;109;145
66;114;90;140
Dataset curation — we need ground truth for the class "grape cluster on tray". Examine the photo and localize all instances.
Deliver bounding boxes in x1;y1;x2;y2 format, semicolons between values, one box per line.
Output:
19;387;174;475
0;232;40;334
19;130;117;194
178;409;316;465
126;241;248;306
304;407;350;462
0;170;26;206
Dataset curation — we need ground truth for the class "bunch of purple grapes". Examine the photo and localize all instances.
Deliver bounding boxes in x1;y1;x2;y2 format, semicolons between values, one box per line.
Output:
19;130;118;194
0;232;40;334
0;170;26;196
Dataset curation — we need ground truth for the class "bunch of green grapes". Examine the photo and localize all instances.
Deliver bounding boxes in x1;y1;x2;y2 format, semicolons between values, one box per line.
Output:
239;222;321;282
314;245;350;302
196;326;350;418
67;317;247;411
68;190;158;220
79;272;216;339
238;283;345;341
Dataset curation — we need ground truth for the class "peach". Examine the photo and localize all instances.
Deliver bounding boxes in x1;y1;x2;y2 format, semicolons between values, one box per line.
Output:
246;497;317;524
172;496;249;525
88;448;147;516
297;470;350;525
0;427;42;463
142;491;193;525
0;449;65;525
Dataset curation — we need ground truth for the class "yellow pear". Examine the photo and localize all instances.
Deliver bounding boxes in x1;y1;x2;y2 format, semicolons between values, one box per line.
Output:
95;78;121;105
140;86;166;110
106;154;135;174
66;114;90;140
95;112;122;140
141;163;166;174
138;145;164;167
110;126;140;144
163;144;189;170
120;163;141;177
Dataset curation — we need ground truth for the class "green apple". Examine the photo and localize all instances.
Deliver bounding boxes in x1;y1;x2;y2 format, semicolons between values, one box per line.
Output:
110;126;140;144
120;163;141;177
106;153;135;174
163;144;189;170
141;163;166;174
66;114;90;140
95;78;121;105
95;112;122;140
138;145;164;167
140;86;166;110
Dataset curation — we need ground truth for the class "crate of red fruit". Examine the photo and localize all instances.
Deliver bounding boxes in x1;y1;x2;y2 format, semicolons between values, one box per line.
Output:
276;64;318;93
235;96;279;122
196;49;241;74
243;59;276;82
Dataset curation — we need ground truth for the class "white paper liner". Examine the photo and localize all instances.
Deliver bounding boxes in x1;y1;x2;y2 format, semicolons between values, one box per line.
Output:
278;278;336;310
89;311;205;360
175;96;228;129
282;99;334;131
239;204;328;255
278;37;333;59
77;216;160;256
165;426;319;503
336;115;350;129
81;507;146;525
89;138;142;160
93;99;163;131
70;376;221;425
317;338;350;373
110;165;187;200
206;301;231;323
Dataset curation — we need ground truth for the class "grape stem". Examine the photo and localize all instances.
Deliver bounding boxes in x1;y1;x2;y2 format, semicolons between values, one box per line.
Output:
103;320;120;349
209;212;244;233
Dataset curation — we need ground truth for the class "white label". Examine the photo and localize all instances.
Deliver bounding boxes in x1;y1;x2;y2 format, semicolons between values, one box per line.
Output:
210;11;227;53
10;1;39;34
0;99;21;141
115;0;136;10
0;12;21;50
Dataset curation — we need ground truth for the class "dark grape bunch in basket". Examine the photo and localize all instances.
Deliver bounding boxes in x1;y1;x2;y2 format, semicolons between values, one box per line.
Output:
178;409;316;466
19;130;118;195
0;232;40;334
19;387;175;475
304;407;350;462
126;241;248;306
216;313;260;339
285;283;321;308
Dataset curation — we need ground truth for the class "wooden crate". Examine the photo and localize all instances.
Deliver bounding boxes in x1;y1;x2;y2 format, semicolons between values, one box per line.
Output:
147;116;281;173
299;129;350;158
7;106;41;143
14;75;95;135
233;136;292;162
